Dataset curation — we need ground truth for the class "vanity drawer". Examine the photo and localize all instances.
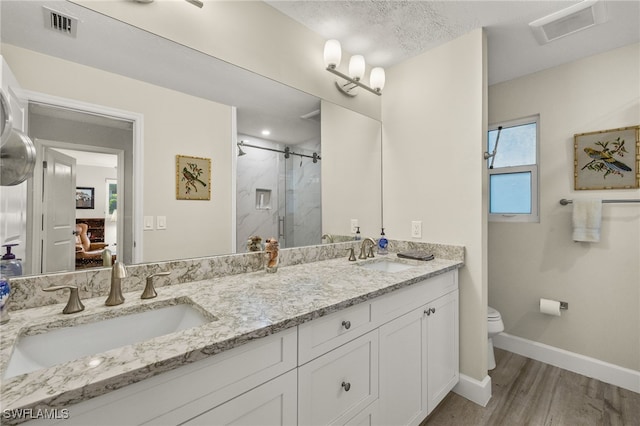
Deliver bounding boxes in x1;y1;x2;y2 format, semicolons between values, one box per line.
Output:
298;301;373;364
371;270;457;325
298;330;379;426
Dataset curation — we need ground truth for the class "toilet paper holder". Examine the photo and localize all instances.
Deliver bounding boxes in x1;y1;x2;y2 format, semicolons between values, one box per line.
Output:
559;301;569;310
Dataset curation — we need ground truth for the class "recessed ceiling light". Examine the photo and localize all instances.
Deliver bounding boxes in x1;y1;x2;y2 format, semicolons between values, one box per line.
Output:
261;130;271;136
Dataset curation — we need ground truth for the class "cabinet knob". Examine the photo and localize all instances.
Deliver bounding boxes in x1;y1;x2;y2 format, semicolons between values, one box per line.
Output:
341;381;351;392
341;320;351;330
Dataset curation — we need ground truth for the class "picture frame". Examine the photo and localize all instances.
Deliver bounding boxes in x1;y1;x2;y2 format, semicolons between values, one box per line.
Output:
76;187;95;209
574;125;639;190
176;155;211;200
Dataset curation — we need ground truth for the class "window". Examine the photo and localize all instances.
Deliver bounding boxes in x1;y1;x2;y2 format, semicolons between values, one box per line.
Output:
488;116;539;222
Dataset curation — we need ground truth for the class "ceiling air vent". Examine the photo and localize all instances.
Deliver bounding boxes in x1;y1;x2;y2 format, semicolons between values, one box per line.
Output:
43;6;78;38
529;0;607;45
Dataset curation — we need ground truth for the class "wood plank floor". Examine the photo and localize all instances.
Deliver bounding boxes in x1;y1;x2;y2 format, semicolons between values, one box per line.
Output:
423;348;640;426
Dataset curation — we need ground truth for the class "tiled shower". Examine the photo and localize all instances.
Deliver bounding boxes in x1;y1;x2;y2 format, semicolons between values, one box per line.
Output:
236;136;321;251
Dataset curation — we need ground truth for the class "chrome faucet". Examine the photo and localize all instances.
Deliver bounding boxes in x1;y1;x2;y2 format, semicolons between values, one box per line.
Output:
359;238;377;259
105;261;127;306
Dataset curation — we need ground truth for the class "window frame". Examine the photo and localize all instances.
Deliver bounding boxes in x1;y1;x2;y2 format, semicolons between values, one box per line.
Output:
488;115;539;223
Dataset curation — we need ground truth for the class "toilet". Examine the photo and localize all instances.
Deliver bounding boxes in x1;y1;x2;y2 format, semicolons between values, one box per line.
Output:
487;306;504;370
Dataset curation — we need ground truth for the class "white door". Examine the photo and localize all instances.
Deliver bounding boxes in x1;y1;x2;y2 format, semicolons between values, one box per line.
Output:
41;147;76;273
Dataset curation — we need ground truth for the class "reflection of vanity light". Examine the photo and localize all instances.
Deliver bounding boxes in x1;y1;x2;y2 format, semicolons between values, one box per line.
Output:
88;357;103;368
261;129;271;136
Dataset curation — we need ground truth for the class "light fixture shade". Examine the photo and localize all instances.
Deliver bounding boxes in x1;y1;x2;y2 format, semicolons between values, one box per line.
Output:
323;40;342;68
370;67;386;91
349;55;365;81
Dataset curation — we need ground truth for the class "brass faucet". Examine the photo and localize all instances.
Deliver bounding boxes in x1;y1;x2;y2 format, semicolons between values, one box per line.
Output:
105;261;127;306
359;238;377;259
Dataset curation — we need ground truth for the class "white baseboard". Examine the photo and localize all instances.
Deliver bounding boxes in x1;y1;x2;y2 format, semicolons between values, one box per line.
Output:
453;373;492;407
493;333;640;394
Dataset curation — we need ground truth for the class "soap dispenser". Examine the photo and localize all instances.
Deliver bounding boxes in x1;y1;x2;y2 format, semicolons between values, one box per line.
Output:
377;228;388;255
0;275;10;324
0;244;22;278
355;226;361;241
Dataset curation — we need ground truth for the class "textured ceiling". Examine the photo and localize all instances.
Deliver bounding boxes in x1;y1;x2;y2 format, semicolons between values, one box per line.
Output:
267;0;640;85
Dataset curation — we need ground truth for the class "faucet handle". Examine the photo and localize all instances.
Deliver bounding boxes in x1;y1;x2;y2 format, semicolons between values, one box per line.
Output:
43;285;85;314
346;248;357;261
367;246;375;258
141;271;170;299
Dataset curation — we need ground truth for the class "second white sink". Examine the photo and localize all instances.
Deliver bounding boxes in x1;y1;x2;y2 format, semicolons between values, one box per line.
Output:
4;301;216;379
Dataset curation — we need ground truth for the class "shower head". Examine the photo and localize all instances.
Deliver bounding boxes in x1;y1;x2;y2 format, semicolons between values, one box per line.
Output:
237;142;247;157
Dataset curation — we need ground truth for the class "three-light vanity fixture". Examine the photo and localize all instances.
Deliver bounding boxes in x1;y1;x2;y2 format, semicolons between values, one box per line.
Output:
324;40;385;97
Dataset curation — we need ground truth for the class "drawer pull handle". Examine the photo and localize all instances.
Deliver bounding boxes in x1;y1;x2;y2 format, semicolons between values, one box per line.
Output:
341;320;351;330
341;381;351;392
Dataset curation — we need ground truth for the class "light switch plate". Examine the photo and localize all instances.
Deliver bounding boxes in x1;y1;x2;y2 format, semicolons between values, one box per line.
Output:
411;221;422;238
144;216;154;230
157;216;167;230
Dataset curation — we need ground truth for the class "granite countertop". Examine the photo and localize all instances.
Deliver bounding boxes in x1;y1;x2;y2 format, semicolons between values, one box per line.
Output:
0;254;462;414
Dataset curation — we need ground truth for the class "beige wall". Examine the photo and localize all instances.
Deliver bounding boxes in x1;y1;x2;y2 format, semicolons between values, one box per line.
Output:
383;29;488;381
321;100;382;237
2;45;234;262
488;43;640;370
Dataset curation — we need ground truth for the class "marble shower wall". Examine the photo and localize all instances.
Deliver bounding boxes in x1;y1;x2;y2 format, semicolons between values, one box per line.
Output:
236;137;281;251
287;140;321;248
236;136;321;251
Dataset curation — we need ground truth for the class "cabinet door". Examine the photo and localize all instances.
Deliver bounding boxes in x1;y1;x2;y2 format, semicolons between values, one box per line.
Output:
426;290;459;413
183;369;297;426
378;307;427;426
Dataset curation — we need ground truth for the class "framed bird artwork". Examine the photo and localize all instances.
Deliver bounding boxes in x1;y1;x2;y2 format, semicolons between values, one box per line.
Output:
574;125;639;190
176;155;211;200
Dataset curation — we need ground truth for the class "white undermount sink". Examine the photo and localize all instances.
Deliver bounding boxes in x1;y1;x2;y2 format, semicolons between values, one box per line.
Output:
358;259;416;273
3;302;216;379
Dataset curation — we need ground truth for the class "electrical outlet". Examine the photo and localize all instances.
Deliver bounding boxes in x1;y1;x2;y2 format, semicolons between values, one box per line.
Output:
411;221;422;238
350;219;359;234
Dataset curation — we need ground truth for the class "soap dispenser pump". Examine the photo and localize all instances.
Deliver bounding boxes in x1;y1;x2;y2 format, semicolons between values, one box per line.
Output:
355;226;361;241
377;228;388;255
0;244;22;278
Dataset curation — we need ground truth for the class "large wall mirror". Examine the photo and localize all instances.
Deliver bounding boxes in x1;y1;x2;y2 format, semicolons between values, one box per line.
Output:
0;0;382;277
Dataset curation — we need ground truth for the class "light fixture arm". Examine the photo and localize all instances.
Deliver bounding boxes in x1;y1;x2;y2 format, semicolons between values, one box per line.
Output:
326;65;382;96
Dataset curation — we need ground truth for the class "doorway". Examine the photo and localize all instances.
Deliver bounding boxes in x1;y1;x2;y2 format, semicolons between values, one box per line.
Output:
27;101;134;274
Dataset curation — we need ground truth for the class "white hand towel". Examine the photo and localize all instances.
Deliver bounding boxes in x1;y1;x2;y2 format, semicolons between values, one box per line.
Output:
572;199;602;243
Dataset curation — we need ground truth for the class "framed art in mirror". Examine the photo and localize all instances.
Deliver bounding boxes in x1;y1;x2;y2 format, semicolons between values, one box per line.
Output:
76;187;95;209
574;125;639;190
176;155;211;200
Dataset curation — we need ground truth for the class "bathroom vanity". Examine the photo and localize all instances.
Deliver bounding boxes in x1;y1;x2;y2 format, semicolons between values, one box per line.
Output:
0;242;462;425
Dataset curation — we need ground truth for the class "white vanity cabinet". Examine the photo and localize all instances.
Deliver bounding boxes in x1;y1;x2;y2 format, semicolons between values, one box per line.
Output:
376;273;459;426
23;269;458;426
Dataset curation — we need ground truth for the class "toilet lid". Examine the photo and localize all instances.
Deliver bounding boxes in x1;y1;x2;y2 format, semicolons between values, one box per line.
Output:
488;306;501;320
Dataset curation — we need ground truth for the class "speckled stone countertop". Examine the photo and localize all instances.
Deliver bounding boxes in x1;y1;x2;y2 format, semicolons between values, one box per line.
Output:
0;252;462;418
